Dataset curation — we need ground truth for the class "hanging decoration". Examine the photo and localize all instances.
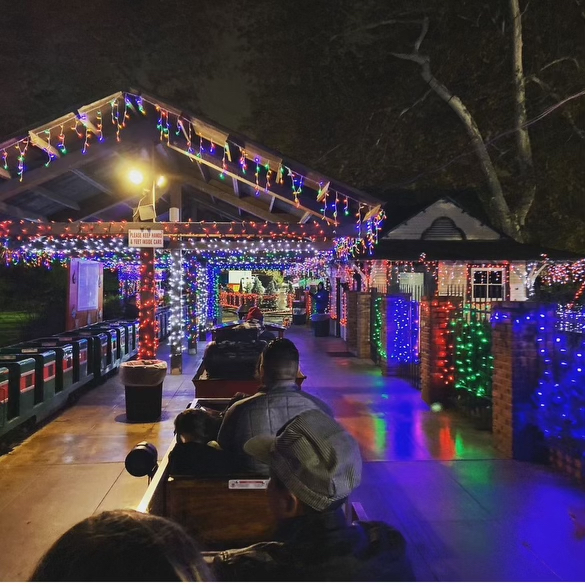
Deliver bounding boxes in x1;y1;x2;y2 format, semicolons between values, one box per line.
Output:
16;138;29;182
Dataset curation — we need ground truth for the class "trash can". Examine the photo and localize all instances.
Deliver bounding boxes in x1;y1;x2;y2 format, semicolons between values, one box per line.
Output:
311;313;330;337
120;360;167;422
292;301;307;325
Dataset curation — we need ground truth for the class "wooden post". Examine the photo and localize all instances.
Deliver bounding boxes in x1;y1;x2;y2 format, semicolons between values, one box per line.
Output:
138;249;157;359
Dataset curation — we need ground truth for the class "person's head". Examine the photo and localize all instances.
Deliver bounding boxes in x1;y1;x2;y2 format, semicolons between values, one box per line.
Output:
244;410;362;520
29;509;212;582
317;282;324;290
257;338;299;385
246;306;263;322
174;408;215;444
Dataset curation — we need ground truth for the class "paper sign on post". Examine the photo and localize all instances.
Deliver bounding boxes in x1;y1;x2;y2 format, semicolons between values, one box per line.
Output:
128;229;164;248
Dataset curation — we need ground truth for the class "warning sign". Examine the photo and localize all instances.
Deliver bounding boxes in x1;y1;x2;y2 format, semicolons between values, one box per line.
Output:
128;229;164;248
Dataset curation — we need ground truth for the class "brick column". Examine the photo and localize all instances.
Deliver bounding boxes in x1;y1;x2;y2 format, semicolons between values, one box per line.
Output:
492;302;548;459
420;298;457;405
346;292;371;358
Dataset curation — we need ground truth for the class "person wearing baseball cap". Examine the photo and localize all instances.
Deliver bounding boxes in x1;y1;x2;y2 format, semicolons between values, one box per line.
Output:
210;410;415;582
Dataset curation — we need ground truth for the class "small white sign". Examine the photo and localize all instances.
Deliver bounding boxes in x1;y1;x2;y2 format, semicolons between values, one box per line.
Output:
228;479;269;490
128;229;164;248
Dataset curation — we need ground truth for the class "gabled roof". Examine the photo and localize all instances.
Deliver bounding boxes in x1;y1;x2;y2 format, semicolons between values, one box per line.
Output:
378;189;498;236
382;197;502;241
358;189;581;261
366;239;582;261
0;90;382;231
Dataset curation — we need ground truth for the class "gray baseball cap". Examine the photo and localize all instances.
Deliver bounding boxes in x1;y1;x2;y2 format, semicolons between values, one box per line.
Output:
243;409;362;511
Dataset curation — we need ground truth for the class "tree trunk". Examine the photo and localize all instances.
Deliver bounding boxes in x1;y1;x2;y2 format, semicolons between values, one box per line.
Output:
392;49;523;241
510;0;536;227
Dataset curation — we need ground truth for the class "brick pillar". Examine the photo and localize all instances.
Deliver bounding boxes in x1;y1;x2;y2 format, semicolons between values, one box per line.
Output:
346;292;371;358
420;298;457;405
492;302;550;459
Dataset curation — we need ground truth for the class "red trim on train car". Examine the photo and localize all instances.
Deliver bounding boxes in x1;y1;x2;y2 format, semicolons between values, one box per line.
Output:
0;381;8;404
43;362;56;382
63;356;73;373
20;372;35;394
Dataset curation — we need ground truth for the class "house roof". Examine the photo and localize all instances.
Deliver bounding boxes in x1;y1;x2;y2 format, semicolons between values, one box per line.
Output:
366;239;582;261
0;90;382;234
377;188;495;234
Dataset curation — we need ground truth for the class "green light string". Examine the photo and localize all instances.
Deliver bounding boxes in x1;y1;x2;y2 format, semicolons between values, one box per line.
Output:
452;305;494;399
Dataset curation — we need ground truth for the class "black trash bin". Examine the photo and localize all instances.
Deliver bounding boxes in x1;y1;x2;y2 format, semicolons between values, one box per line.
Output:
311;313;330;337
292;301;307;325
120;360;167;422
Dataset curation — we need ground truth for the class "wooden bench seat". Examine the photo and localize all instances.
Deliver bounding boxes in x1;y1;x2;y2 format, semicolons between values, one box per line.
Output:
166;476;274;549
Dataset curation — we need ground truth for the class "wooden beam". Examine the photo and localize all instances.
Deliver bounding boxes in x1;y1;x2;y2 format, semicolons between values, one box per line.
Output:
167;143;326;224
28;131;61;159
77;194;138;221
186;190;242;222
0;167;11;180
232;176;240;197
0;221;348;239
32;186;80;211
180;174;292;223
0;146;118;203
0;201;47;222
196;160;210;183
70;169;116;197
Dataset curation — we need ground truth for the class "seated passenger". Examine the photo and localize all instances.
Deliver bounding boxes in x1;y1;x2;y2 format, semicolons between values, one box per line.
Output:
30;509;213;581
246;306;277;342
169;408;233;476
209;410;416;582
217;338;332;475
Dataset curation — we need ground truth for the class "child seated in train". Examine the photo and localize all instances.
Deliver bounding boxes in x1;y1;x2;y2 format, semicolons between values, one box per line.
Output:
169;408;234;477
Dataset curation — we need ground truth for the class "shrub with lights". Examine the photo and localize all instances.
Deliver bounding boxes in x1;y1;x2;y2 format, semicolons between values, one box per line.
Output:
452;306;494;402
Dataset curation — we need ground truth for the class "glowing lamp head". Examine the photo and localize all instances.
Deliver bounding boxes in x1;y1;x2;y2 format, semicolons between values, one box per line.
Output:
129;169;144;185
156;175;167;188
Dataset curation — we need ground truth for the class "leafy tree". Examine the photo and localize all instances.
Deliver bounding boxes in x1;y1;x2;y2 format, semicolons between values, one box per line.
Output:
232;0;585;251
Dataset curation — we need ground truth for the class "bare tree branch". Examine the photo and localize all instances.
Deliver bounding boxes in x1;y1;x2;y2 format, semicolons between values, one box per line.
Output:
398;89;432;118
541;57;581;71
330;19;422;41
391;49;520;239
527;75;585;141
414;17;429;53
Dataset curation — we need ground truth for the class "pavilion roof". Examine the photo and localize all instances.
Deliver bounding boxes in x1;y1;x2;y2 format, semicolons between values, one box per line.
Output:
0;90;383;243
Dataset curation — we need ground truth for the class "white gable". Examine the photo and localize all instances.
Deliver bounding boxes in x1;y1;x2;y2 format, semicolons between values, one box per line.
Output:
383;199;501;240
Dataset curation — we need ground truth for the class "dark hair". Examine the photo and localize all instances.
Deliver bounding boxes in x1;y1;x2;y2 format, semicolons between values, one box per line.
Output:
174;409;216;444
30;510;213;582
259;338;299;383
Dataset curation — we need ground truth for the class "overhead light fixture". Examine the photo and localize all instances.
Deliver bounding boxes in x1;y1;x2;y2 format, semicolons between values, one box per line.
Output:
129;169;144;185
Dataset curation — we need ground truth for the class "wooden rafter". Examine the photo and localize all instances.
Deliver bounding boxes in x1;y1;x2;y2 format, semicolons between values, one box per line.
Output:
167;143;330;225
180;174;292;223
186;189;243;222
0;146;119;203
0;201;47;222
32;186;80;211
70;169;117;197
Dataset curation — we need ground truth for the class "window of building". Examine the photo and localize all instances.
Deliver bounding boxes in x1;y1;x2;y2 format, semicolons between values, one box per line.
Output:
472;268;504;300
